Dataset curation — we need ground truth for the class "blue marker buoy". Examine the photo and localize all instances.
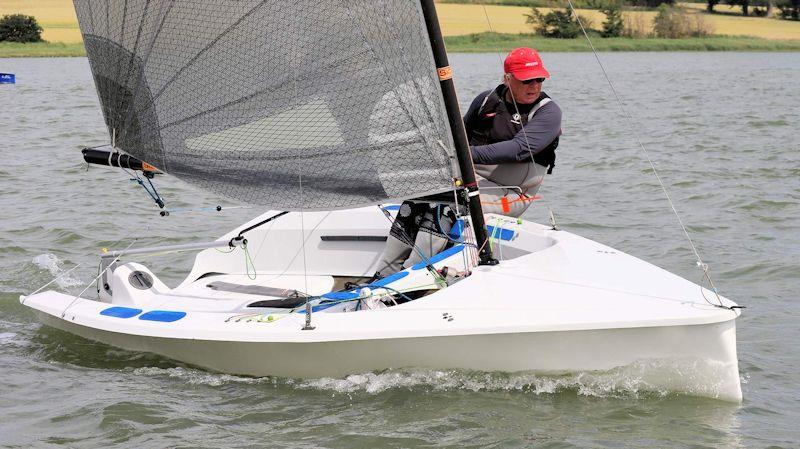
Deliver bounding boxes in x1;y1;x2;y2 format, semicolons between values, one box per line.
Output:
0;73;16;84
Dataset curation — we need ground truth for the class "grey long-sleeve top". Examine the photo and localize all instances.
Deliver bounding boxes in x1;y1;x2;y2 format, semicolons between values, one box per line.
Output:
464;93;562;165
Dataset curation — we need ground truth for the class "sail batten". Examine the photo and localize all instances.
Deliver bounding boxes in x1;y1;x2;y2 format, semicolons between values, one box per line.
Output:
75;0;459;209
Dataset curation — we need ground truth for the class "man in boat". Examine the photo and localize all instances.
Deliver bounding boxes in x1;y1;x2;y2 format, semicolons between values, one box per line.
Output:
463;47;562;217
373;48;561;277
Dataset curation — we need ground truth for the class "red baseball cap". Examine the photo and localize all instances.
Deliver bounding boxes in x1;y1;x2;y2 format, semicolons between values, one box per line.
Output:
504;47;550;80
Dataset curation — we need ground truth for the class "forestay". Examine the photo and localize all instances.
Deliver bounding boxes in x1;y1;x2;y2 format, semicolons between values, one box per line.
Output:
74;0;459;210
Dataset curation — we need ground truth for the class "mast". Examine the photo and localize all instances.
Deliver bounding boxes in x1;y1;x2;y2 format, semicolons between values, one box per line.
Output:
419;0;497;265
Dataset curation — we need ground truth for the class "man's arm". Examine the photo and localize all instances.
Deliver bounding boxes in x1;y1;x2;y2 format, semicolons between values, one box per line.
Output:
470;101;562;165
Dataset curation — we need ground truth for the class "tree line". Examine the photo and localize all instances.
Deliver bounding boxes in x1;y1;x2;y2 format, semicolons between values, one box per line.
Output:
441;0;799;20
0;14;43;43
526;4;714;38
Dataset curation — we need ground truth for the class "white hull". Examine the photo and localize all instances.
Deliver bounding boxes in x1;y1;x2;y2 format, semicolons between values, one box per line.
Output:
37;309;740;400
22;208;742;401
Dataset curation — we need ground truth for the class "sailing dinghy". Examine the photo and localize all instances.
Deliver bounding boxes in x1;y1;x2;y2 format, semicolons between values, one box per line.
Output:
21;0;742;401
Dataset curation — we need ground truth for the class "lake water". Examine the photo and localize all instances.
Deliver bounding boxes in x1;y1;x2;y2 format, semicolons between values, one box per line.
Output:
0;52;798;448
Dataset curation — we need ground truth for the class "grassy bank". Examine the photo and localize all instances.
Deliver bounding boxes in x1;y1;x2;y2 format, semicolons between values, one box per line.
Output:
3;34;799;58
444;32;800;51
0;42;85;57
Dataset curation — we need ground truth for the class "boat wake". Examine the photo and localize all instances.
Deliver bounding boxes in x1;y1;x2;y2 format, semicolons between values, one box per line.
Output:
31;253;82;288
298;359;739;400
133;366;271;387
133;358;740;401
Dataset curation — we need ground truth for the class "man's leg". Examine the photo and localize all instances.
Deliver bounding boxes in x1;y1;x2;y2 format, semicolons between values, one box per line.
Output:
374;201;425;277
375;202;456;277
402;205;456;270
477;163;546;218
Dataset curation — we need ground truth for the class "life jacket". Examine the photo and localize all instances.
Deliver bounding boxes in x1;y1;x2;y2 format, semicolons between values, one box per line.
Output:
466;85;559;175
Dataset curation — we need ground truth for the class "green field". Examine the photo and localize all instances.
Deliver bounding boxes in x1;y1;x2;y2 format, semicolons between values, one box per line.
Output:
435;3;800;40
4;33;799;58
0;41;85;57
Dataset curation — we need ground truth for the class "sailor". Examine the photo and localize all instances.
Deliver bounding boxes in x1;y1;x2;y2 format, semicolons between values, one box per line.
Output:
373;48;561;277
464;47;562;217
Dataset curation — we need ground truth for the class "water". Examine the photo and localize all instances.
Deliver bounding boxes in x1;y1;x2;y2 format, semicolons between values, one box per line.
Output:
1;53;798;447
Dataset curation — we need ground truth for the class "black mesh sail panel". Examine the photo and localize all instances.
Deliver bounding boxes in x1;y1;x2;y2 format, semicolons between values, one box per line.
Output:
74;0;459;210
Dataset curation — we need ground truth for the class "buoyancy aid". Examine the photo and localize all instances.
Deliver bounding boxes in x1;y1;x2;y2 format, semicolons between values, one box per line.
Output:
465;85;560;175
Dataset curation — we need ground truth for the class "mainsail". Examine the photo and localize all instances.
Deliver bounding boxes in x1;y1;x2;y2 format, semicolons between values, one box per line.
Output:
74;0;460;210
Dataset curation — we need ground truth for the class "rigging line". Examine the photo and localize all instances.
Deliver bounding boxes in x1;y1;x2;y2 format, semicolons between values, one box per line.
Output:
93;218;156;292
21;263;84;305
244;243;257;280
377;206;446;283
84;142;112;150
137;176;164;207
564;0;723;306
299;175;315;328
103;131;162;206
288;18;313;330
479;4;546;196
698;268;729;309
60;239;139;318
176;211;331;289
161;204;252;216
113;159;163;207
299;176;309;302
434;204;478;249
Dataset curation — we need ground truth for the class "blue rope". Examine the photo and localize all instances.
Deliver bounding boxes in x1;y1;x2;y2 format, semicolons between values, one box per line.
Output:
130;176;164;208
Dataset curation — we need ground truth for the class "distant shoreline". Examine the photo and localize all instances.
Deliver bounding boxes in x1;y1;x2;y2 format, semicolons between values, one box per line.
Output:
2;33;800;58
447;33;800;52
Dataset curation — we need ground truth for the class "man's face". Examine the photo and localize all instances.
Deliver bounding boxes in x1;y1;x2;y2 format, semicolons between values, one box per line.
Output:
505;73;544;105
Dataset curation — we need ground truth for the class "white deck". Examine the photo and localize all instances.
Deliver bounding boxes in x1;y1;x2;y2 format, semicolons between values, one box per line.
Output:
21;208;742;401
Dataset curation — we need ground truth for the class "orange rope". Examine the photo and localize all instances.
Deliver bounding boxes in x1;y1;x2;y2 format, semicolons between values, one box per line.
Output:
481;195;541;213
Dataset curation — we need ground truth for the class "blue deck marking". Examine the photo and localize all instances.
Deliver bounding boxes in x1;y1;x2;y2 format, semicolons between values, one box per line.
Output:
296;301;344;313
370;270;408;287
139;310;186;322
100;306;142;318
448;219;465;240
321;291;360;300
487;225;516;241
411;245;465;270
382;205;401;211
0;73;15;84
